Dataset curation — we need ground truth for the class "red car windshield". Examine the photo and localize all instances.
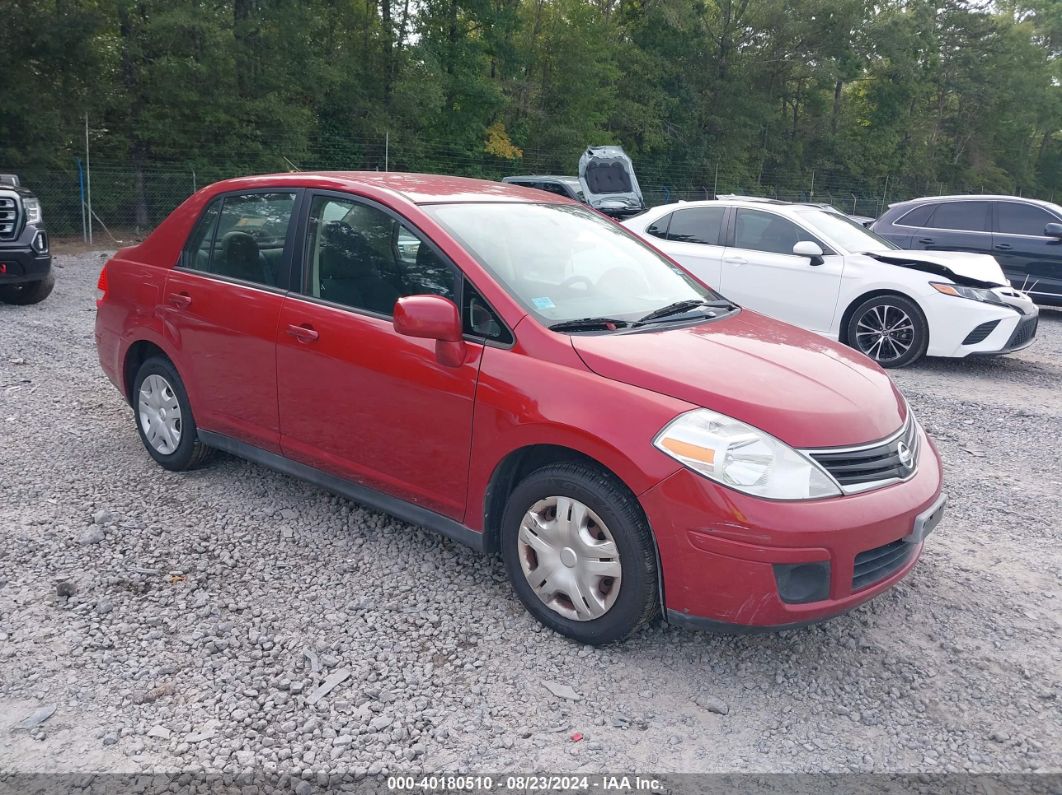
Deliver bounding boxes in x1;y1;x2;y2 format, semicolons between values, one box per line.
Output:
425;202;723;326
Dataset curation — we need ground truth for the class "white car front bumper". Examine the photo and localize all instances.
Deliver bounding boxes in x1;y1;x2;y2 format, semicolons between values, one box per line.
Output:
925;289;1039;358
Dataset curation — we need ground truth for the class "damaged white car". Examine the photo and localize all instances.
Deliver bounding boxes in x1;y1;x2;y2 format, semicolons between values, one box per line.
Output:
623;198;1038;367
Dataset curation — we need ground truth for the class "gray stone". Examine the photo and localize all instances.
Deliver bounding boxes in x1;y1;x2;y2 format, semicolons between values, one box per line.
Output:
79;526;105;545
541;681;581;701
147;725;171;740
306;668;351;705
17;704;57;730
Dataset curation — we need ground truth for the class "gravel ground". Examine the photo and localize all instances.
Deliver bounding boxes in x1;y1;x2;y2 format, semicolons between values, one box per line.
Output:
1;251;1060;779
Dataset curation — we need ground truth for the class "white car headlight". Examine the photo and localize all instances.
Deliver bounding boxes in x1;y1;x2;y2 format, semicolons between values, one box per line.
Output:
930;282;1003;304
654;409;841;500
23;197;42;225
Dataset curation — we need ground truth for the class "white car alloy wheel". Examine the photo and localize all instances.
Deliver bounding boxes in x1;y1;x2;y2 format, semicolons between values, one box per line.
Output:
138;373;183;454
854;303;916;365
517;495;622;621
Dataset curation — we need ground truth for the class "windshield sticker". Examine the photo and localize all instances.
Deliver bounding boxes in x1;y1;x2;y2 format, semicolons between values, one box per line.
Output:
531;296;556;310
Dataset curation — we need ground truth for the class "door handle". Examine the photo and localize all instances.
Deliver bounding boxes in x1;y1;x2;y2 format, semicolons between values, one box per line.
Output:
723;257;748;266
286;323;319;343
994;243;1012;251
917;237;935;245
168;292;192;309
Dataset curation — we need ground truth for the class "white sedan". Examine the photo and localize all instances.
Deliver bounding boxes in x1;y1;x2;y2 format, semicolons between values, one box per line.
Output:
623;199;1038;367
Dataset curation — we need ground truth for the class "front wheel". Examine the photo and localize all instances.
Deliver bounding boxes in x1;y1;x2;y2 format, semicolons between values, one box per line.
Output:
0;273;54;305
846;294;928;368
500;462;659;645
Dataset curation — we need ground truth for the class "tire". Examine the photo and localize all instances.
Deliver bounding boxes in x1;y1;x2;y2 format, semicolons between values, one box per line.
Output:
0;273;54;305
500;462;659;645
845;294;928;368
132;356;214;471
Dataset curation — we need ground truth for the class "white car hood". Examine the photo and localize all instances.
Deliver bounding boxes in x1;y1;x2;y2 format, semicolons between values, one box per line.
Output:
870;250;1007;287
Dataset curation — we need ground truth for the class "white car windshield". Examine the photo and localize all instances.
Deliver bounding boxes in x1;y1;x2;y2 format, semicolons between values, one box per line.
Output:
426;202;727;327
795;208;898;254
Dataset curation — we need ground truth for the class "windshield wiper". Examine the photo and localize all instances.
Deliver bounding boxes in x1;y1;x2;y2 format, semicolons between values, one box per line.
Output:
549;317;631;332
634;299;736;326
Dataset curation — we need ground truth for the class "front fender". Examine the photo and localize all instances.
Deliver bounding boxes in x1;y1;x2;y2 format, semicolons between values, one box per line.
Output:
464;344;691;532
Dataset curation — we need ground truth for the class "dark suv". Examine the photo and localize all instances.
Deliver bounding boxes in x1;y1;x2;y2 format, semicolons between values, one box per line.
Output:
0;174;53;304
872;195;1062;306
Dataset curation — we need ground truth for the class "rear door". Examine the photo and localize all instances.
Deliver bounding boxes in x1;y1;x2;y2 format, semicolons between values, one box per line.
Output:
719;208;843;332
275;191;482;520
647;206;728;289
991;200;1062;301
163;189;301;452
910;200;993;254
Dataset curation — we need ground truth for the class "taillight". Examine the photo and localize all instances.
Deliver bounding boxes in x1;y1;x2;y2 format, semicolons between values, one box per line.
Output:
96;264;109;308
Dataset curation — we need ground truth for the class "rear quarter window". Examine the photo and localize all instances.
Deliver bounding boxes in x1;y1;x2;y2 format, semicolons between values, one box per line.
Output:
896;204;935;227
646;213;672;239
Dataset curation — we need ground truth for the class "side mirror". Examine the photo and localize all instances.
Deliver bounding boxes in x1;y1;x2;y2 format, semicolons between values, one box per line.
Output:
1044;222;1062;239
393;295;466;367
793;240;825;266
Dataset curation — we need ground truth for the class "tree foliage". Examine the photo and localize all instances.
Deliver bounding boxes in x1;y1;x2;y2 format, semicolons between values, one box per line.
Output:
1;0;1058;216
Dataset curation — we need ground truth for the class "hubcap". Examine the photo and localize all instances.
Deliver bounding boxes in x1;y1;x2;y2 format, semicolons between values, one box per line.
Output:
517;496;622;622
855;304;915;364
138;374;183;454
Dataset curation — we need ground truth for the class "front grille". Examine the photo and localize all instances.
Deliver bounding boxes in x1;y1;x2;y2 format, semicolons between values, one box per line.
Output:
1005;315;1038;350
853;539;913;591
807;416;918;493
962;319;1000;345
0;196;18;239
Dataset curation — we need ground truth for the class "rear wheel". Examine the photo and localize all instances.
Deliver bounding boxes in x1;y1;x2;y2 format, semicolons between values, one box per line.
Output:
132;357;214;471
0;273;54;305
846;294;928;368
500;462;659;645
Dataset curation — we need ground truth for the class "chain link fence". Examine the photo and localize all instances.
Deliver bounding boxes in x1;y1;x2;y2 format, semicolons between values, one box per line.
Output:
14;139;993;242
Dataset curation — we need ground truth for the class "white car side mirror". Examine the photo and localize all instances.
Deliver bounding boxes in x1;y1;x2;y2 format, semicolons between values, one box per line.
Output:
793;240;825;266
793;241;824;258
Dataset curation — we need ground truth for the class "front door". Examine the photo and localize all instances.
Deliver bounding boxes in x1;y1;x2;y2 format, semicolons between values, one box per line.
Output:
276;192;481;520
162;190;300;452
992;200;1062;302
720;208;843;332
914;200;993;255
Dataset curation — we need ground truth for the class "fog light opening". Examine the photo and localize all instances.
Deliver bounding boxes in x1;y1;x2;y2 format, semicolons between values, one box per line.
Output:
773;561;831;604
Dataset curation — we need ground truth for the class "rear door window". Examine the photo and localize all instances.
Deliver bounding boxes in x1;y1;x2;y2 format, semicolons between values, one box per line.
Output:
209;192;297;287
926;201;990;232
666;207;726;245
996;202;1058;236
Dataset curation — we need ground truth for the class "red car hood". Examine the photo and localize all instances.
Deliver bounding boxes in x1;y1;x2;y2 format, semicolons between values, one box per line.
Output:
571;311;907;449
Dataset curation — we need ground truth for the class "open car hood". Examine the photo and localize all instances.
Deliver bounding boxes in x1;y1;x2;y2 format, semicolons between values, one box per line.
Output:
578;146;645;218
868;250;1008;288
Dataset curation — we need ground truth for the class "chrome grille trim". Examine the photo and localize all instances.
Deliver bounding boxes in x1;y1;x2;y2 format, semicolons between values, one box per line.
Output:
802;414;919;495
0;191;20;240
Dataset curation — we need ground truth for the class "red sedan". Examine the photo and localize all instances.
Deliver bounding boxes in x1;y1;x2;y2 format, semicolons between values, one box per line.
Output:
94;172;945;644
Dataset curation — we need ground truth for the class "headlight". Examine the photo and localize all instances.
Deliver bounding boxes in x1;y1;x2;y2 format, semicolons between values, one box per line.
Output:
653;409;841;500
23;197;42;225
931;282;1002;304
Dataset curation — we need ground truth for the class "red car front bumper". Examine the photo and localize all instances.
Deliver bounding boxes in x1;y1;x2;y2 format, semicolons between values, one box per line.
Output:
642;425;945;631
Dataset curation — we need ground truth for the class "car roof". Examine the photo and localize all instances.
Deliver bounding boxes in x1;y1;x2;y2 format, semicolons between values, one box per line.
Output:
888;194;1061;211
206;171;574;206
502;175;580;182
640;198;830;214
